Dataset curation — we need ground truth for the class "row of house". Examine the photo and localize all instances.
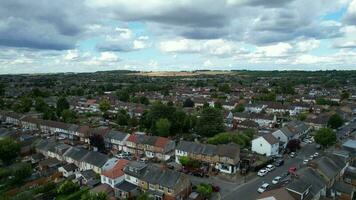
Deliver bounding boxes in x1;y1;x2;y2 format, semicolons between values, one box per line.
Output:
251;120;310;156
175;141;240;174
258;153;355;200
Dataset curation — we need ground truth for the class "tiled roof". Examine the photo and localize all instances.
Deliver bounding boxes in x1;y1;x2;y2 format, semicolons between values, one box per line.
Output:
102;159;129;179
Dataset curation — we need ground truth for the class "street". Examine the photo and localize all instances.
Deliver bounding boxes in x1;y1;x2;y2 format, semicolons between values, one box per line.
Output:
187;143;319;200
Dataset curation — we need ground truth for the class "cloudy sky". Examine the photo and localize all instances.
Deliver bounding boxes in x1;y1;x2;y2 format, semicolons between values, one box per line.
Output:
0;0;355;74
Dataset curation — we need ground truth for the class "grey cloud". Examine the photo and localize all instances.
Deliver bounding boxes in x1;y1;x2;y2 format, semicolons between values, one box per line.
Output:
0;0;93;50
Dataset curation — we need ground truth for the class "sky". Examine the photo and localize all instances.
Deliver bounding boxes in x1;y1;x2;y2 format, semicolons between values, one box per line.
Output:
0;0;355;74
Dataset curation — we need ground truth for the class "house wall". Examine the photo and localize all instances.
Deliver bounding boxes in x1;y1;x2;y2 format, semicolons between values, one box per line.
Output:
101;175;124;188
251;137;278;156
272;130;288;148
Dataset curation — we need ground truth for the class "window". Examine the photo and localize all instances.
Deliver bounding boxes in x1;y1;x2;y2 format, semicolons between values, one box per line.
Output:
149;184;155;190
159;185;164;191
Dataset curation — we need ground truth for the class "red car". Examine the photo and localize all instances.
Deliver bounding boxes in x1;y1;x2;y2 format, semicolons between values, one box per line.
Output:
288;167;297;176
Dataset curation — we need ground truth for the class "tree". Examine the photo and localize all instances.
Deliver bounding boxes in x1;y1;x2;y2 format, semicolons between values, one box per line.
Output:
61;109;77;123
139;96;150;105
286;139;301;152
35;97;48;112
14;96;33;113
196;107;224;137
56;97;69;116
116;89;130;102
297;113;307;121
219;83;231;93
214;101;223;109
196;183;213;198
136;192;153;200
99;99;111;113
155;118;171;137
314;128;336;148
89;134;105;152
12;163;32;184
183;98;194;107
43;106;57;120
0;137;20;164
81;192;108;200
117;109;130;126
57;181;80;195
341;91;350;100
233;104;245;112
328;114;344;129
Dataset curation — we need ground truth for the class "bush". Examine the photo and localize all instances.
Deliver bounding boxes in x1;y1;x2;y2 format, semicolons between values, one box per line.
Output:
196;183;213;198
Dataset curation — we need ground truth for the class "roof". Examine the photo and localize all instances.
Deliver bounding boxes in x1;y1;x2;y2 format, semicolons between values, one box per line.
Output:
62;163;78;172
81;170;97;180
102;159;129;179
258;188;295;200
262;134;279;145
63;147;89;161
296;167;326;197
343;139;356;149
154;137;170;149
333;181;354;194
286;178;312;194
81;151;109;168
176;141;240;163
105;130;128;141
314;155;346;179
127;134;138;143
115;181;137;192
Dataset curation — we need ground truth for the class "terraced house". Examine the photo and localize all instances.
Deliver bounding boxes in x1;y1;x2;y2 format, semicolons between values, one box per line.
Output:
175;141;240;174
124;134;175;161
119;161;191;200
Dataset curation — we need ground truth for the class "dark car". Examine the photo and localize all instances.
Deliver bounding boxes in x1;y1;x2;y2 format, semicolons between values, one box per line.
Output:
274;159;284;167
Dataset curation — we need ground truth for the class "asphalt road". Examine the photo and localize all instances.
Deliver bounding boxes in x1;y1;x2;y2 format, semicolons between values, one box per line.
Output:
221;143;318;200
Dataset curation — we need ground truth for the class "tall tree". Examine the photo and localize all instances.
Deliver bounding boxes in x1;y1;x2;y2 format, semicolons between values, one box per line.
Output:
327;114;344;129
196;107;224;137
0;137;20;164
61;109;77;123
89;134;105;152
35;97;48;112
155;118;171;137
56;96;70;116
99;99;111;113
183;98;194;107
314;128;336;148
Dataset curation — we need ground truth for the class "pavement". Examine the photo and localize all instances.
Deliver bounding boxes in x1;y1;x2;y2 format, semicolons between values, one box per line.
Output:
186;143;319;200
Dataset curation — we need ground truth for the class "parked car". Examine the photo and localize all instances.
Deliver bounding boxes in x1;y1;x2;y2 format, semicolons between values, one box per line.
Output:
274;159;284;167
257;169;268;177
272;176;282;184
266;164;275;172
290;152;296;158
309;155;314;160
313;152;319;157
303;159;309;164
257;183;269;193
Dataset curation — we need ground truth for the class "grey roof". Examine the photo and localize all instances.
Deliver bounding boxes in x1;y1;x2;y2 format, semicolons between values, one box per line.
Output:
297;168;326;197
262;133;279;145
63;147;89;161
115;181;137;192
315;155;345;179
81;169;97;180
333;181;354;194
343;139;356;149
177;141;240;161
81;151;108;168
286;178;312;194
138;164;187;188
62;163;78;172
105;130;128;141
